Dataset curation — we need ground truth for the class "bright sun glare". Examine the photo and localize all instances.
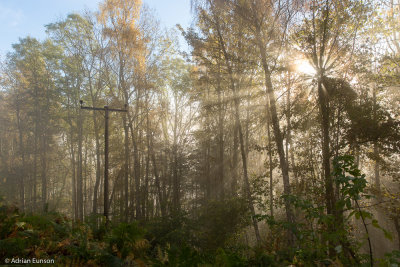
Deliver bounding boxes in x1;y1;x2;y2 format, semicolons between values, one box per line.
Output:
295;59;317;76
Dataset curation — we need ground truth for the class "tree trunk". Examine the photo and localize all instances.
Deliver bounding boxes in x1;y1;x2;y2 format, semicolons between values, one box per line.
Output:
122;71;130;222
267;107;274;217
123;116;130;221
92;115;101;215
41;134;47;212
233;93;261;244
33;117;38;212
256;24;294;231
88;73;102;216
214;14;261;243
373;86;380;197
232;118;238;195
150;135;165;217
132;124;141;219
16;101;25;211
318;78;335;218
255;29;294;245
217;74;225;199
70;136;77;221
172;93;180;212
286;72;297;186
77;107;83;220
258;35;294;229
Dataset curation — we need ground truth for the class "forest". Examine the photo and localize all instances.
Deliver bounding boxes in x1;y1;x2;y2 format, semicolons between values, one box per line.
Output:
0;0;399;266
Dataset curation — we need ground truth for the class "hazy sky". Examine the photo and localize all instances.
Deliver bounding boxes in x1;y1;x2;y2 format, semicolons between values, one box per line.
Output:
0;0;192;57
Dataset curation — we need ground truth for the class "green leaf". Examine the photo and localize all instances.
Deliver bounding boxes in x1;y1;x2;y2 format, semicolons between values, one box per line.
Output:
371;219;380;229
383;229;393;241
355;211;360;220
346;199;351;209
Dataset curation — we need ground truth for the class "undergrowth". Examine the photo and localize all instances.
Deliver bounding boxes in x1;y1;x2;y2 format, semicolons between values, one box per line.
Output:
0;156;399;266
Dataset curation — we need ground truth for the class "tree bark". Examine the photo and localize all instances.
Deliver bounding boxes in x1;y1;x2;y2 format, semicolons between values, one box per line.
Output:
286;72;297;186
172;92;180;212
267;106;274;217
232;118;239;195
16;99;25;211
150;134;165;217
41;134;47;212
92;114;101;215
77;106;83;220
217;71;225;199
318;77;335;218
256;30;294;234
373;86;380;196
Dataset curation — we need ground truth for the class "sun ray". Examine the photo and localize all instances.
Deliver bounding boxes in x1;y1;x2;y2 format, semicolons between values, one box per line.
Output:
294;59;317;76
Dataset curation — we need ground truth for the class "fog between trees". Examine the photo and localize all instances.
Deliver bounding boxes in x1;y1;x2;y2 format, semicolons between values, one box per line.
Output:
0;0;400;265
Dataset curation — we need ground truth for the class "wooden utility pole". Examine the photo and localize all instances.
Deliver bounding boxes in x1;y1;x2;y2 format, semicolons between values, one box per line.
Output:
80;100;127;221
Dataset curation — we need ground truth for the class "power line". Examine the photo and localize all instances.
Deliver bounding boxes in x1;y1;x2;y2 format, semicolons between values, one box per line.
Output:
80;100;127;223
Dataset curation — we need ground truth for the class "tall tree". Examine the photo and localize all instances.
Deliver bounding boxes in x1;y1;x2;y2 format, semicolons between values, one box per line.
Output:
234;0;298;240
98;0;144;220
189;0;262;243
